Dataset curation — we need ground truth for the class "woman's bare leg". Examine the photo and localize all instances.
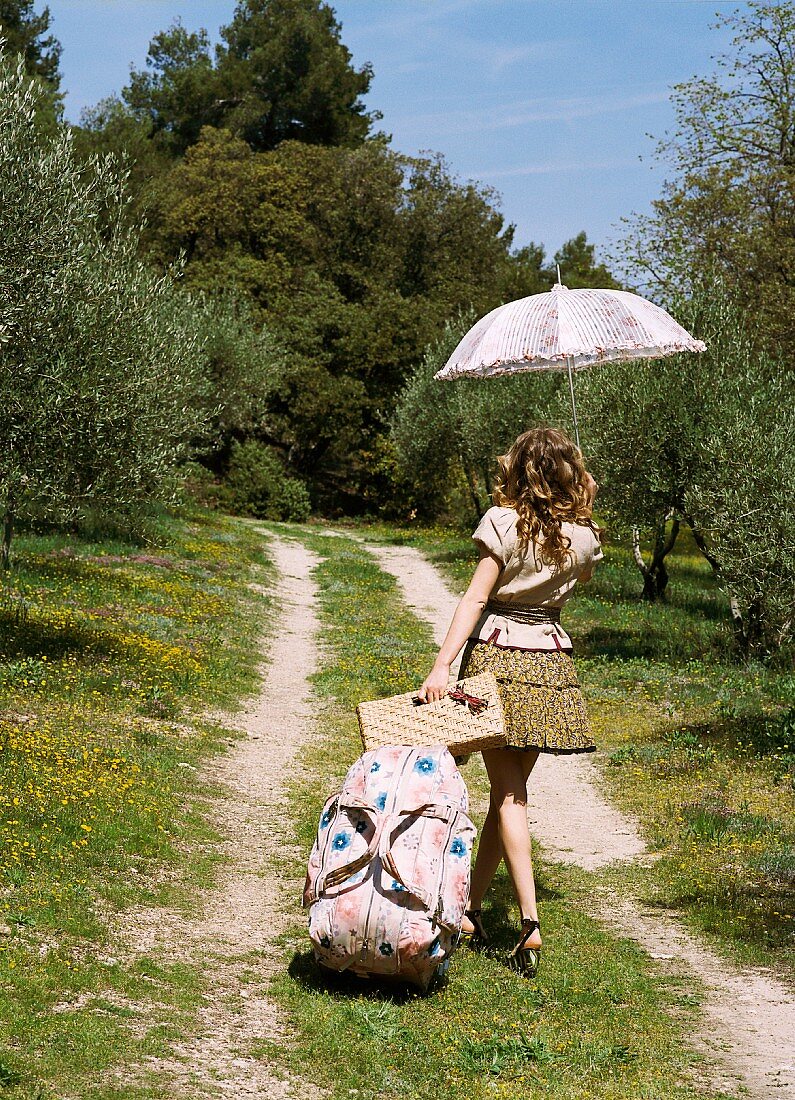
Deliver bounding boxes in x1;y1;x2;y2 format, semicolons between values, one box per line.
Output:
467;800;502;910
463;749;542;945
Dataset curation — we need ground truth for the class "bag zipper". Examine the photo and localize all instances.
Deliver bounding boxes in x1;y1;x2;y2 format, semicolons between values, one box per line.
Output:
360;750;414;970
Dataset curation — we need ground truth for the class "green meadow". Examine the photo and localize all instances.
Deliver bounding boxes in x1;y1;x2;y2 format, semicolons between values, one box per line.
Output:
0;511;791;1098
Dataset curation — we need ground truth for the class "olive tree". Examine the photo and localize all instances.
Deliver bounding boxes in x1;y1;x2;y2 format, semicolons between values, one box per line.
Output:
617;3;795;355
0;51;208;565
576;276;794;658
684;368;795;661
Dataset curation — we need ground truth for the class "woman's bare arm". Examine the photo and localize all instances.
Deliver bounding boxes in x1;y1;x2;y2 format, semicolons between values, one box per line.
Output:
416;548;502;702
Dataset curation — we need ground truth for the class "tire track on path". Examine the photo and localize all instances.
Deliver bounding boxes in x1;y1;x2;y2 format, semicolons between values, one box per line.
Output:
108;534;326;1099
365;540;795;1100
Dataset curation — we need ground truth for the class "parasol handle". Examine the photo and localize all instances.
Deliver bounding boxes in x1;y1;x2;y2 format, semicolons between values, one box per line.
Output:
566;356;581;450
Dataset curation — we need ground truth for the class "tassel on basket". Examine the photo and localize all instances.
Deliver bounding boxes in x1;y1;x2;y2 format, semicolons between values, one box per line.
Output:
357;672;507;756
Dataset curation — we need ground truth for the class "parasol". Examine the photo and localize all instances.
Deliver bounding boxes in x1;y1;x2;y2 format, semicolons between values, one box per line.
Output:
434;274;706;448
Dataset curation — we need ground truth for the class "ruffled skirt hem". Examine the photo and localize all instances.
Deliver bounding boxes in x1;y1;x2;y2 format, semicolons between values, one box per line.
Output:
459;639;596;754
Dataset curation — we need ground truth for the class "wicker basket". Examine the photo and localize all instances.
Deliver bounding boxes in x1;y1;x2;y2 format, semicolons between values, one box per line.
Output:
357;672;506;755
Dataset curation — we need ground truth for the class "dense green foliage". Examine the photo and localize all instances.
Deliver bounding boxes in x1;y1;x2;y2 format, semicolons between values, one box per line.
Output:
225;439;311;520
121;0;376;157
0;0;60;88
70;1;615;511
187;291;284;462
141;128;528;507
391;318;561;524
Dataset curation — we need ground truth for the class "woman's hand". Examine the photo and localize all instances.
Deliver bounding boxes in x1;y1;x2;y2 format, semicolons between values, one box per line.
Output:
416;660;451;703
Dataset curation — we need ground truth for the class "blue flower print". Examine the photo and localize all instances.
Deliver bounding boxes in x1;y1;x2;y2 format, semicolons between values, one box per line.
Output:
390;880;406;893
414;756;436;775
332;831;351;851
320;808;333;830
370;761;381;773
379;942;393;956
450;837;467;859
374;791;387;811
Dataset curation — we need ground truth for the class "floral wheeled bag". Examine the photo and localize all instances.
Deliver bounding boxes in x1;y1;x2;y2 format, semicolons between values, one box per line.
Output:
303;744;475;991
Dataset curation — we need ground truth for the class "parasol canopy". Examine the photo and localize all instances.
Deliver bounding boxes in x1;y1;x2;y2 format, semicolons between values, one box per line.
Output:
433;282;706;447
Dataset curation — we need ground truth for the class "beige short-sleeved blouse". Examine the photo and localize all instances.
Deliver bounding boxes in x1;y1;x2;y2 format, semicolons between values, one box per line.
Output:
470;505;603;651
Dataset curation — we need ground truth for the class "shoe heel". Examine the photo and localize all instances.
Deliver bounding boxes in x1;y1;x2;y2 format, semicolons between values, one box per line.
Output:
509;919;541;978
459;908;488;947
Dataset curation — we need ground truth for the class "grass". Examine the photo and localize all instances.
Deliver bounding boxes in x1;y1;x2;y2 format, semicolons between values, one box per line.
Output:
350;519;795;977
269;527;720;1100
0;508;270;1097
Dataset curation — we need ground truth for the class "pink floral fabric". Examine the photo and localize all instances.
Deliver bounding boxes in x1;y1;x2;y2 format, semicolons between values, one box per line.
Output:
305;745;475;990
434;285;706;379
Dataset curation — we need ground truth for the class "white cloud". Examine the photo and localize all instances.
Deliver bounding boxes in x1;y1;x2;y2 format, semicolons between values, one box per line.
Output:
470;157;640;178
490;44;547;70
398;89;671;136
363;0;489;38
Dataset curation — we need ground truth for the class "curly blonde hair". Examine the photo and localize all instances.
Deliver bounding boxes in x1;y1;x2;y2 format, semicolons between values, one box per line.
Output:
493;427;597;571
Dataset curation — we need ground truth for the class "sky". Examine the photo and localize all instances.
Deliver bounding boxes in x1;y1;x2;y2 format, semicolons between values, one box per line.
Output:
49;0;747;265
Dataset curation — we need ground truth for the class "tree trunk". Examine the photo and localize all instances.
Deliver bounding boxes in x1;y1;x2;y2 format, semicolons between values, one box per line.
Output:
461;460;482;526
688;523;720;572
1;508;13;571
633;512;680;600
688;521;752;658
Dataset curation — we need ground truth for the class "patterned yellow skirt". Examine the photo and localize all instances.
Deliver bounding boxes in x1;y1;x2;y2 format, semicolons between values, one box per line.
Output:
459;640;596;754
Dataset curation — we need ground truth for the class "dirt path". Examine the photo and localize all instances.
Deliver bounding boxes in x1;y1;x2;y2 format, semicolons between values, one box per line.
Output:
365;541;795;1100
107;535;326;1098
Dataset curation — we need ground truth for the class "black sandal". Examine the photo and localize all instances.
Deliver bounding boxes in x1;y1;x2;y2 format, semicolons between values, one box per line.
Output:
509;918;541;978
459;908;488;946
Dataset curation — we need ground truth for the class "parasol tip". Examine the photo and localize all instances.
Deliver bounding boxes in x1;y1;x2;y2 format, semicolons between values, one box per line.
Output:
551;263;569;292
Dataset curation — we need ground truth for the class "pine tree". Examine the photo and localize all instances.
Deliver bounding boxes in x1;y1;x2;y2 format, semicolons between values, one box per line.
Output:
0;0;60;87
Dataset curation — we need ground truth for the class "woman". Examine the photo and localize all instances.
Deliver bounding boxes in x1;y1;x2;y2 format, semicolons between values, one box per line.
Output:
417;427;602;978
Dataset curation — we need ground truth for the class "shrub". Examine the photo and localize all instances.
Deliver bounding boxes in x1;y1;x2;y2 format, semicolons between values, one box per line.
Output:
270;477;312;523
187;291;285;460
224;440;310;522
391;317;560;525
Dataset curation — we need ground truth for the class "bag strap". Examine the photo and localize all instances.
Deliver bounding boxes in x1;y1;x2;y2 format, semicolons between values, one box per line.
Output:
310;799;457;907
311;798;383;900
381;801;462;912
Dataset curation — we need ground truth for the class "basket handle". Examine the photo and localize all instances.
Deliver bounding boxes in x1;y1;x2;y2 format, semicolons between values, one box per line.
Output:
412;687;489;715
